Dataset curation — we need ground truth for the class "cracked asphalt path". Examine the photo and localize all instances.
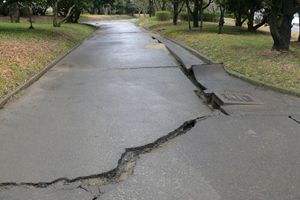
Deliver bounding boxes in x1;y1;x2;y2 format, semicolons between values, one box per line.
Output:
0;20;211;199
2;20;300;200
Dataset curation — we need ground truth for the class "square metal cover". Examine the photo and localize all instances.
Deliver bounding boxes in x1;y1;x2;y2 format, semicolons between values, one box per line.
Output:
214;92;262;105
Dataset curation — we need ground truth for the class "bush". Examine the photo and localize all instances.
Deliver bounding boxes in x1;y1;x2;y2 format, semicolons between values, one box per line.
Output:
179;12;218;22
155;11;171;21
179;12;192;21
202;12;218;22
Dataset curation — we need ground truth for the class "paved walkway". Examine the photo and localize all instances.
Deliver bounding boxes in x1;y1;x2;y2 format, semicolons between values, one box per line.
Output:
0;20;210;188
0;20;300;200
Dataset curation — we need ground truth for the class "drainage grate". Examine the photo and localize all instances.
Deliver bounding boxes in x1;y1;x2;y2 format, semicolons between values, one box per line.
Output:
214;92;261;105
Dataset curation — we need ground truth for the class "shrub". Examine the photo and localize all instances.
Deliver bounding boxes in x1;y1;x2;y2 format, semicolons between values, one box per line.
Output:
179;12;192;21
155;11;171;21
179;12;218;22
202;12;218;22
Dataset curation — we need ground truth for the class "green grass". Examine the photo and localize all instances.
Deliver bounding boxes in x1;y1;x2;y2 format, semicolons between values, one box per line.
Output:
136;18;300;94
0;22;95;96
79;14;134;22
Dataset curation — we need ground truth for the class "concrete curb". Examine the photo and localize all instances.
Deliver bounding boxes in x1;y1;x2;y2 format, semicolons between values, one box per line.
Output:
225;68;300;97
0;24;98;109
158;36;215;64
154;33;300;97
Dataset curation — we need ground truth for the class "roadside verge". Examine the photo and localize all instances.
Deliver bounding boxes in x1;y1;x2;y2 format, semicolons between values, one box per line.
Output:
0;24;97;108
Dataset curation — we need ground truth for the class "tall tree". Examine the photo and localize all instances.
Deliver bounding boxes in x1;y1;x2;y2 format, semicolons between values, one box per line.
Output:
148;0;154;17
245;0;264;31
8;1;20;23
172;0;184;25
215;0;226;33
51;0;75;27
265;0;299;51
226;0;264;31
297;11;300;42
187;0;213;28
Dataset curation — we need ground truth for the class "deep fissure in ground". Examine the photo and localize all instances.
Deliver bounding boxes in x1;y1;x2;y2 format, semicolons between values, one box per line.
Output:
0;115;209;198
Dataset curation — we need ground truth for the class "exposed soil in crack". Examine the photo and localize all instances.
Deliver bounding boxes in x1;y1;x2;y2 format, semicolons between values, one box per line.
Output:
0;115;210;199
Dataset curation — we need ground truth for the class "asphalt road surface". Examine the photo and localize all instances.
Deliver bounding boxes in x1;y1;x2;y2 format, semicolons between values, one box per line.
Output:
0;20;300;200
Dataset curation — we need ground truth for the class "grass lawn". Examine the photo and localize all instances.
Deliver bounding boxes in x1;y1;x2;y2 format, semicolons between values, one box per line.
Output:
79;14;134;22
137;18;300;95
0;21;95;97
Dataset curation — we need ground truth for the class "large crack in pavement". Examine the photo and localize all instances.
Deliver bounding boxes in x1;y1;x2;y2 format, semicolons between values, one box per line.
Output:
289;115;300;125
0;115;210;199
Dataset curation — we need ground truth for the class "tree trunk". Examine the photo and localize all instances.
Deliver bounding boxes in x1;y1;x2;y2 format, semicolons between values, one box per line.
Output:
149;0;154;17
9;2;20;23
218;6;225;34
67;8;81;23
173;1;184;25
268;6;294;51
298;12;300;42
162;0;166;10
186;0;191;30
234;12;242;26
53;0;60;27
173;0;180;25
28;5;34;29
199;0;203;30
247;9;255;32
53;1;75;27
193;0;199;27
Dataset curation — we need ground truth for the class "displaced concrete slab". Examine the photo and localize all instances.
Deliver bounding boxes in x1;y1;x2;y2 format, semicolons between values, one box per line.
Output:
154;36;205;70
192;64;253;91
192;64;300;115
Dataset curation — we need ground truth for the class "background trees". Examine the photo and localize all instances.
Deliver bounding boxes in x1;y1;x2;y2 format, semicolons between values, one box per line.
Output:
0;0;299;51
264;0;299;51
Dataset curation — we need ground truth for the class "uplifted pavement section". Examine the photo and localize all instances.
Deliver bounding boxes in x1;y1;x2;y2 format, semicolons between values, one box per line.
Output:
192;64;300;115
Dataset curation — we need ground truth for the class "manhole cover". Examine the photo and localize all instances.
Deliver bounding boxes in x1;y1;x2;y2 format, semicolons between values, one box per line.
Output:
214;92;262;105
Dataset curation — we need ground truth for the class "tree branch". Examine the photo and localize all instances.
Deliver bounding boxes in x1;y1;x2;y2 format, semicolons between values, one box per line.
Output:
202;0;213;10
58;4;75;24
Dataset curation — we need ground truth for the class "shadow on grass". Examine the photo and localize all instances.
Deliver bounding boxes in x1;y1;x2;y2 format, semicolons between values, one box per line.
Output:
151;21;270;37
0;23;78;42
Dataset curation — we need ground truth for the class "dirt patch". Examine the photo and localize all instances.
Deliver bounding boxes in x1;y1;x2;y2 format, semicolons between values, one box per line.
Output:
145;41;168;52
0;39;57;96
0;39;54;68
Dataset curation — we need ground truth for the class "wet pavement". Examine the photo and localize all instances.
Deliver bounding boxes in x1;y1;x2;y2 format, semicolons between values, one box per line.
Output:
0;20;211;199
0;20;300;200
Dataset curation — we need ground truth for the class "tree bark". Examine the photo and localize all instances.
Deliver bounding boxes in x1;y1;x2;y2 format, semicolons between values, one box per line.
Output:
247;9;255;32
173;0;184;25
173;0;179;25
199;0;203;30
28;5;34;29
193;0;199;27
53;0;60;27
53;0;75;27
200;0;212;29
9;2;20;23
298;11;300;42
268;3;294;51
186;0;191;30
162;0;167;10
218;5;225;34
149;0;154;17
234;12;243;26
